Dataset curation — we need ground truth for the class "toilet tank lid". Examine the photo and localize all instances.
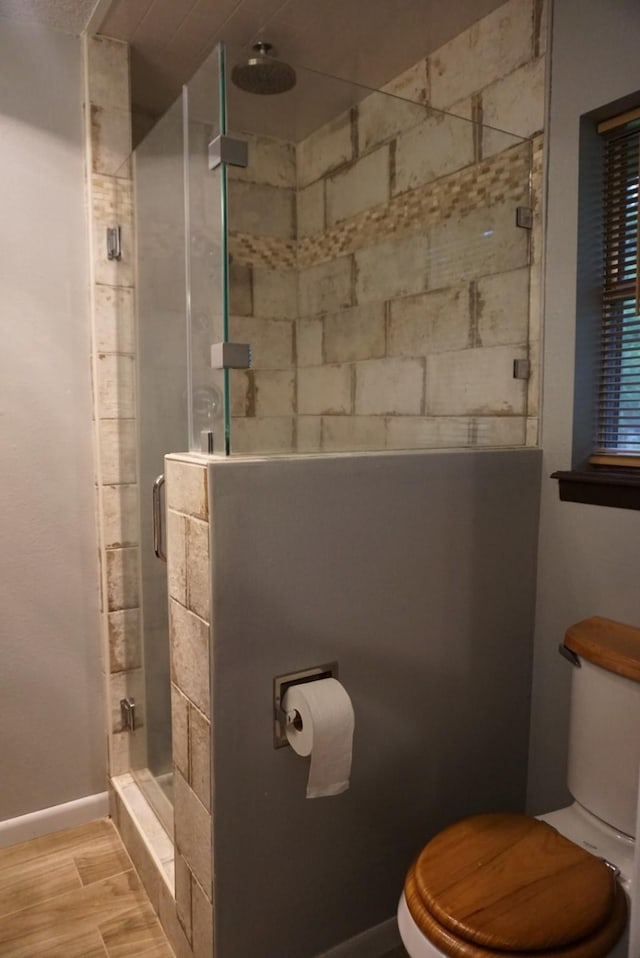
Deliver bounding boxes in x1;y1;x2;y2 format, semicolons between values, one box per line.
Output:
565;616;640;682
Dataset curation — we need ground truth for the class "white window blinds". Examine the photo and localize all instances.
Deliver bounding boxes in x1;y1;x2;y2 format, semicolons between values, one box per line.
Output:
596;115;640;456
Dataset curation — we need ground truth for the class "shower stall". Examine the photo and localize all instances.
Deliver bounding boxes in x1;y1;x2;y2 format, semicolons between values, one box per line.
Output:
127;38;535;832
97;35;544;957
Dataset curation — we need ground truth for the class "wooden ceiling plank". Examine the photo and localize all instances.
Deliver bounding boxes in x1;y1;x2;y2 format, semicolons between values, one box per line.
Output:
134;0;200;48
98;0;155;40
167;0;243;60
106;0;509;141
212;0;296;49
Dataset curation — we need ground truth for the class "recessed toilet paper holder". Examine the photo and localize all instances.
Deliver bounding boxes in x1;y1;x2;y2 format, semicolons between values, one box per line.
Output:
273;662;338;749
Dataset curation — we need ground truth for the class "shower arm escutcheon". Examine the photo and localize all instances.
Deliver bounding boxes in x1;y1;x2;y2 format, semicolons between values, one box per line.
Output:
153;474;166;563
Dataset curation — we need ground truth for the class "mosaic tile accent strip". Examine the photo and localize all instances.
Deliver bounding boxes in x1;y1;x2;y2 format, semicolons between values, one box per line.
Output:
298;141;530;269
531;133;543;193
229;142;530;273
229;232;296;270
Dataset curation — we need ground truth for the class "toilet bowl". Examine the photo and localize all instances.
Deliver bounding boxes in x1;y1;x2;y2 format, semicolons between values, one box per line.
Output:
398;617;640;958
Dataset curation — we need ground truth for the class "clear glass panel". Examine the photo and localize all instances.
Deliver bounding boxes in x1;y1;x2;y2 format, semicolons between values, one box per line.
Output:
132;96;187;829
130;42;228;830
184;44;229;455
223;45;532;456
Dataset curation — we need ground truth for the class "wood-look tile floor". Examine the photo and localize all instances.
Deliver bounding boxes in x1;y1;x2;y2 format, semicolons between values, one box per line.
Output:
0;818;175;957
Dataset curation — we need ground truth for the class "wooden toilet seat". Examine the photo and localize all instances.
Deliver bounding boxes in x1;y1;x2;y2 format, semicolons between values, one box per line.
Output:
404;813;627;958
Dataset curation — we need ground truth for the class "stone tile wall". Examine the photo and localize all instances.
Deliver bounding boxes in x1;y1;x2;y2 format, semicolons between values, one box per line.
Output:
227;0;547;453
109;456;215;958
84;35;146;778
165;455;214;958
227;134;298;454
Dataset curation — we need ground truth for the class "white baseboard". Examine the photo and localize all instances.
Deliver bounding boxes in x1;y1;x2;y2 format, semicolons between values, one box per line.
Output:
316;918;401;958
0;792;109;848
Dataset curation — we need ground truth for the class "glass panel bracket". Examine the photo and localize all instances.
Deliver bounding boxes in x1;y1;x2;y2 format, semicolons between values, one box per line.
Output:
211;342;252;369
516;206;533;229
208;134;249;170
513;358;531;380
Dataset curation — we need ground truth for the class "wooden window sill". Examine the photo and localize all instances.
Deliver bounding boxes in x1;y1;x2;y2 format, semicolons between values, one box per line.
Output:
551;467;640;510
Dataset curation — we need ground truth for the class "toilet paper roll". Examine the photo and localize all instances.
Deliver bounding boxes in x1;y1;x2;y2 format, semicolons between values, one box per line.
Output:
283;677;355;799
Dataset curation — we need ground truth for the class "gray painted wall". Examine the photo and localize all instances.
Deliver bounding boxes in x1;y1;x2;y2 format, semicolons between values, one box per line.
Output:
0;22;104;821
209;449;541;958
527;0;640;815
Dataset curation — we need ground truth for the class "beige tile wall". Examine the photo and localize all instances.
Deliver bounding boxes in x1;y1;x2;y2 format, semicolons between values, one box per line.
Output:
227;134;298;453
165;455;213;958
84;35;146;778
107;457;215;958
227;0;546;454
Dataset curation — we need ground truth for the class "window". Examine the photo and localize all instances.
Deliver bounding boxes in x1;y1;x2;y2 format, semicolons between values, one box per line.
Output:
553;106;640;509
592;110;640;463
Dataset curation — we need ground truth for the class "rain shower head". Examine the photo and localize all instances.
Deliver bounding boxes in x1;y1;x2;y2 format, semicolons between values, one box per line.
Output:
231;42;297;95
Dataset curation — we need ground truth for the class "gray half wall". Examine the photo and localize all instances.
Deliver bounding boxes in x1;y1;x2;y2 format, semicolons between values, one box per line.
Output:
209;448;541;958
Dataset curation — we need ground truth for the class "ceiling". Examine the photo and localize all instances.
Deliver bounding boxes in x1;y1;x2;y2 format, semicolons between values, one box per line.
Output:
0;0;97;33
0;0;509;141
94;0;506;140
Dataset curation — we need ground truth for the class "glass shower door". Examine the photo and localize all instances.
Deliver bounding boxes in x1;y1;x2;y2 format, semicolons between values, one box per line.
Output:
132;43;229;831
134;95;188;829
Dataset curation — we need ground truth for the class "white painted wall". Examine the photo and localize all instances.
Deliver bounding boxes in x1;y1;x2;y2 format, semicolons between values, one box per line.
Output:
0;21;104;821
527;0;640;814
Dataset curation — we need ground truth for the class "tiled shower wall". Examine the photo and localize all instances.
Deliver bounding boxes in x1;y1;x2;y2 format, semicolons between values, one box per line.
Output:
84;35;145;778
227;137;298;453
228;0;546;453
165;455;213;958
110;456;214;958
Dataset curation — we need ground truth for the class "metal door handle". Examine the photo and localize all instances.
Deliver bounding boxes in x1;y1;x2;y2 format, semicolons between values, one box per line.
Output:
153;474;166;562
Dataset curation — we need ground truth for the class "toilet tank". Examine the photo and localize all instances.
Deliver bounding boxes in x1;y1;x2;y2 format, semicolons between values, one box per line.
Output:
564;617;640;838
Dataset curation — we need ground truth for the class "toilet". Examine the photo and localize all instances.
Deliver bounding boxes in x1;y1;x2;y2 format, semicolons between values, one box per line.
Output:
398;616;640;958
